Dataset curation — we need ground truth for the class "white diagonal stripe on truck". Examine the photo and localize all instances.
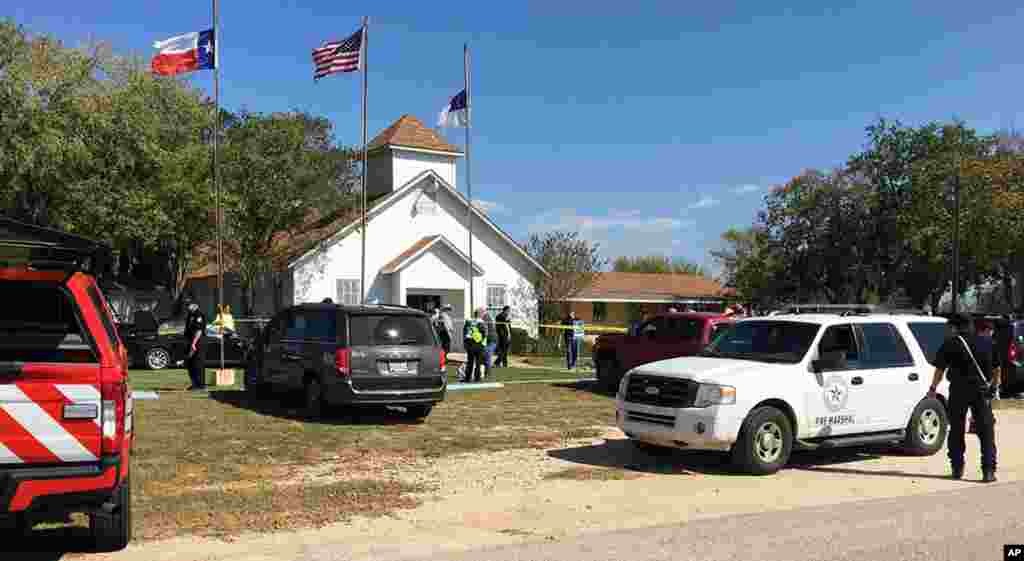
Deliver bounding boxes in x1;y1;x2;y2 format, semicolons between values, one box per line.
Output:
55;384;101;403
56;384;102;426
0;385;97;463
0;441;23;464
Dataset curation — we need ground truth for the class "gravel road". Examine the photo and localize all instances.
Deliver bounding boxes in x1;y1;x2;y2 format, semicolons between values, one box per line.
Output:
322;481;1023;561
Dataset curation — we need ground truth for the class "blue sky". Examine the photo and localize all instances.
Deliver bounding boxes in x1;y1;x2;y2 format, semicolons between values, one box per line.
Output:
9;2;1024;276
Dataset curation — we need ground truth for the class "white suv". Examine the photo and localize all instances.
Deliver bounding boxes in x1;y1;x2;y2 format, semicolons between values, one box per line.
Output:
615;313;951;474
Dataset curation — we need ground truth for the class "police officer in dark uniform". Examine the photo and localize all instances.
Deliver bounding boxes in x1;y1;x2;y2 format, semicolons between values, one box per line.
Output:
184;302;208;390
927;313;1001;482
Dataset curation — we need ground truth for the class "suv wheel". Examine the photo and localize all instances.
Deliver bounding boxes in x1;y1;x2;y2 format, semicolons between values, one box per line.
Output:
91;477;131;552
304;376;326;418
731;406;793;475
145;347;171;370
403;404;433;420
903;397;947;456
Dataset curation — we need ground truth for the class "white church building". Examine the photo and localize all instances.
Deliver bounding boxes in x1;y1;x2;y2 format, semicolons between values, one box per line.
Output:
286;115;546;336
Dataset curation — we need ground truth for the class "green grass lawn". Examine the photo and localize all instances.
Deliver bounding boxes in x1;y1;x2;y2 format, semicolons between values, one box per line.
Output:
119;378;615;541
510;354;595;372
129;369;241;392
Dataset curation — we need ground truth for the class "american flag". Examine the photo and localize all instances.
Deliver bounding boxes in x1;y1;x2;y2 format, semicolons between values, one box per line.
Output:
312;28;363;80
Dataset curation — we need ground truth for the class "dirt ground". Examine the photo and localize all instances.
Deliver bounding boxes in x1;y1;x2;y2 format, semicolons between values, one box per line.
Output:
81;408;1024;561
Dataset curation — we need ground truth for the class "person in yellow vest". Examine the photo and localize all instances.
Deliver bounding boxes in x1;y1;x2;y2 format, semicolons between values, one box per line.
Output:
212;304;236;334
462;309;487;383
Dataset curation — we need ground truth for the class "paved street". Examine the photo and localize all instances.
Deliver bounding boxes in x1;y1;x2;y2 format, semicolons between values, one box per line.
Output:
305;481;1024;561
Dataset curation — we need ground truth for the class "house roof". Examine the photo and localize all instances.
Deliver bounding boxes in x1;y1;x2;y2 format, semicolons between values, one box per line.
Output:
380;234;485;276
565;272;732;302
287;168;548;276
366;115;463;155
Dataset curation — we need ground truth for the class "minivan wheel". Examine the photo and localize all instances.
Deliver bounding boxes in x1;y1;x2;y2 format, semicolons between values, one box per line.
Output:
731;406;793;475
304;377;325;418
91;477;131;552
145;347;171;370
903;398;947;456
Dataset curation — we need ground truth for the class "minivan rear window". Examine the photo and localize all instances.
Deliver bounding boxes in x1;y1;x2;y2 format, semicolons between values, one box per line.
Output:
350;314;436;347
907;322;948;366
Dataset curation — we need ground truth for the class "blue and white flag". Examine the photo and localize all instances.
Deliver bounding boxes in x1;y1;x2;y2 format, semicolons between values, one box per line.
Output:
438;89;468;128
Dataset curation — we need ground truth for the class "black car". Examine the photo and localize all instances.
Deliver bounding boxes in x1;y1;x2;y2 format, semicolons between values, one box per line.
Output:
121;310;251;370
244;303;447;419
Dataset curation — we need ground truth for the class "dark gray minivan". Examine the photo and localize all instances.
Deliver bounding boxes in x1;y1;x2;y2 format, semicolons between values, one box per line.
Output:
244;303;447;419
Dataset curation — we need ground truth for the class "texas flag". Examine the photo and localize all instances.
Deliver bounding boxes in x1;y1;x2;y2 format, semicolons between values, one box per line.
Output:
151;29;216;76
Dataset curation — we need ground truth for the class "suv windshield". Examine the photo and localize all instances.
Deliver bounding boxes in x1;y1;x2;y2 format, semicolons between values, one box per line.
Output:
350;314;436;346
699;320;820;363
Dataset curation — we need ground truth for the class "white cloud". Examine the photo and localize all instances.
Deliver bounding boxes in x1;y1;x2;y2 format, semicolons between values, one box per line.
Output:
525;208;694;236
688;196;720;210
732;184;761;194
521;208;699;265
472;199;504;214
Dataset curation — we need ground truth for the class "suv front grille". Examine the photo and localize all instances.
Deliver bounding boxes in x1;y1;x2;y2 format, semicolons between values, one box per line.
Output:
626;411;676;427
625;374;698;408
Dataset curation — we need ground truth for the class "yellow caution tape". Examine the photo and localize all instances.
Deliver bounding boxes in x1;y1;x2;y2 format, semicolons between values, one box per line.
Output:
536;323;627;333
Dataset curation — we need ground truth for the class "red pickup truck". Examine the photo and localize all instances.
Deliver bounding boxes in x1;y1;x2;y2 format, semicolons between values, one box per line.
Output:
593;312;735;390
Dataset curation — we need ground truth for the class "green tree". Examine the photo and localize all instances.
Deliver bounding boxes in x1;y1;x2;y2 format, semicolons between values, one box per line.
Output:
846;118;992;305
710;226;777;306
0;21;102;227
522;231;606;326
220;110;357;315
0;21;218;297
757;169;876;304
612;255;706;276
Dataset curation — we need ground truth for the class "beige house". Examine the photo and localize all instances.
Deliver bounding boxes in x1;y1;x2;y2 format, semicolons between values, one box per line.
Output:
562;272;733;325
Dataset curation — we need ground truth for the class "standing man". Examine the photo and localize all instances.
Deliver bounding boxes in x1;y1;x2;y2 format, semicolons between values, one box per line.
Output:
561;311;579;370
184;302;208;391
482;308;497;378
439;305;454;358
462;309;487;383
928;314;1001;482
495;305;512;368
431;306;448;356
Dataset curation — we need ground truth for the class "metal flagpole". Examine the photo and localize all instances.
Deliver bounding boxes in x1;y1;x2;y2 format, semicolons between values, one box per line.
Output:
214;0;225;372
464;43;474;315
360;16;369;305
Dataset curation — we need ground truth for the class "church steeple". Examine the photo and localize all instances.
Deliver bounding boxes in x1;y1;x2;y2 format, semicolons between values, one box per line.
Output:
364;115;463;198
